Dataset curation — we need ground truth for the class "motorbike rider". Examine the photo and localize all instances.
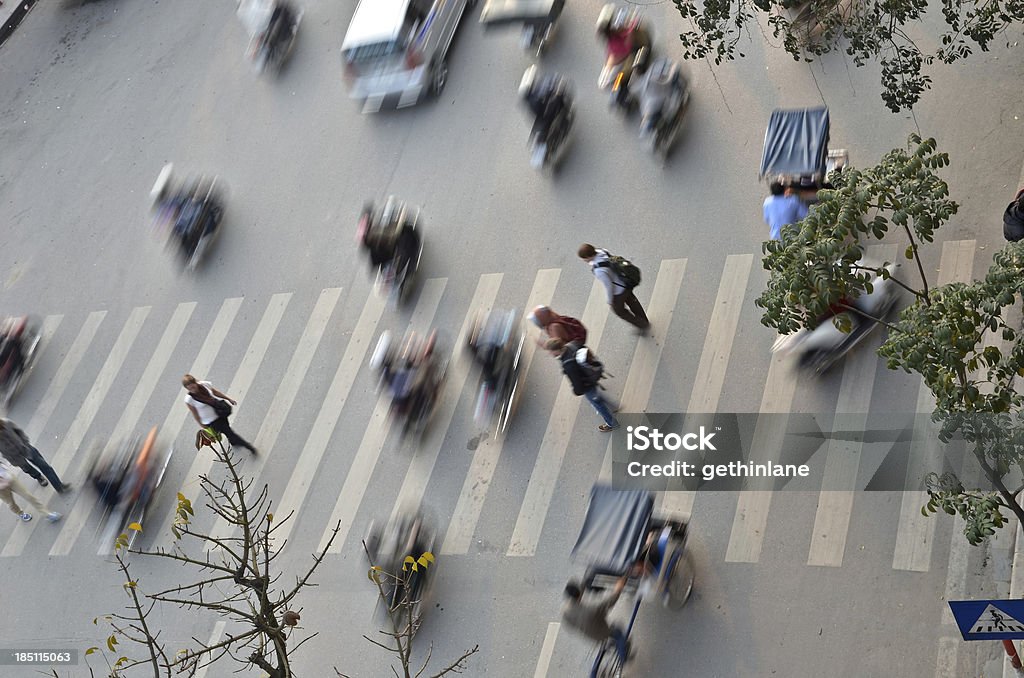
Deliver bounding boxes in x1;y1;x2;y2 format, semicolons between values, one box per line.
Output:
359;201;420;282
0;319;26;386
631;57;686;135
256;1;296;57
596;4;651;104
379;333;437;421
519;66;571;147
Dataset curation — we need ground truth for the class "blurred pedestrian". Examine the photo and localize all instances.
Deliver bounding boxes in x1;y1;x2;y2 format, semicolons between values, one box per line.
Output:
577;244;649;332
0;458;62;523
0;418;68;493
182;374;258;455
547;338;619;432
528;305;587;347
762;180;809;241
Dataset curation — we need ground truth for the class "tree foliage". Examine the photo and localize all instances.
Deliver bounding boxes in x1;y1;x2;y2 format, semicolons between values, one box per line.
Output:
671;0;1024;111
757;133;1024;545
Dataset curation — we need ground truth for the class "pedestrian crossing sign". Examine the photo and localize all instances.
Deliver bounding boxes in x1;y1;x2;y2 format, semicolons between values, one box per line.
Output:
949;600;1024;640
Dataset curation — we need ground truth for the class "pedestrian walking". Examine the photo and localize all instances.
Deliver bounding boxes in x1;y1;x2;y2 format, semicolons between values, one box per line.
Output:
528;305;588;346
547;338;619;432
0;458;62;523
0;418;68;493
577;244;649;332
182;374;258;455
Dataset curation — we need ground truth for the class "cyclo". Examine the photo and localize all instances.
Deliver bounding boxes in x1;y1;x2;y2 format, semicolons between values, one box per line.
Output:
759;105;847;200
570;485;694;677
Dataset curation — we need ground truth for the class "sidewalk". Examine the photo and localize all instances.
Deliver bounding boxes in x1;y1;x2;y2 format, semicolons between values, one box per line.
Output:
0;0;39;50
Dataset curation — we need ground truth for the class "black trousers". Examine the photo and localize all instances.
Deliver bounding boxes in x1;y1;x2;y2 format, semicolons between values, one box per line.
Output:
611;289;649;329
208;417;254;451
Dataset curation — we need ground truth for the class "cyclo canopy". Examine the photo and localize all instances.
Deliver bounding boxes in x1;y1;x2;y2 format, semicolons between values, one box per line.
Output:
572;485;653;576
479;0;564;27
759;106;830;183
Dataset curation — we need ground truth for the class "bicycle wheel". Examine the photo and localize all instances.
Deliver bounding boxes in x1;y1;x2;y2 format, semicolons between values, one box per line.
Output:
665;549;695;610
593;643;623;678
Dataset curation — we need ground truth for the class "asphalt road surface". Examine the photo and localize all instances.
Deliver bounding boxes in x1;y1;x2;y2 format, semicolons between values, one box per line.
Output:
0;0;1021;676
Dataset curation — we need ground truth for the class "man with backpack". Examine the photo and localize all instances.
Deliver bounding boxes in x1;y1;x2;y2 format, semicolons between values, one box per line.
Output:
577;243;649;332
546;338;619;432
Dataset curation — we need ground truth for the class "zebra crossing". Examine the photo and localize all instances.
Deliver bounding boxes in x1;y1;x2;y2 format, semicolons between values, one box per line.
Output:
0;243;977;585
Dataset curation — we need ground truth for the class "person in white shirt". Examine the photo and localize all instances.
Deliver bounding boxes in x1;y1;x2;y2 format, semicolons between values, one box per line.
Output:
578;243;649;332
182;374;258;455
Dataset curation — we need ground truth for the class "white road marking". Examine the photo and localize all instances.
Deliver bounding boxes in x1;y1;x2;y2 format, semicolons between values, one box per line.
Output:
319;279;447;555
442;269;560;555
272;291;387;546
533;622;561;678
387;273;504;527
206;288;343;548
893;240;975;572
50;302;195;557
660;254;752;517
807;245;893;567
599;259;688;483
507;281;609;557
150;297;243;547
25;311;105;440
2;306;150;557
193;621;227;678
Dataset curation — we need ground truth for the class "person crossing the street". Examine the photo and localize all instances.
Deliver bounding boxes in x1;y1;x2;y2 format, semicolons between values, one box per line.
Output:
562;575;630;665
0;418;68;493
182;374;258;455
0;457;62;524
577;244;649;332
547;338;619;432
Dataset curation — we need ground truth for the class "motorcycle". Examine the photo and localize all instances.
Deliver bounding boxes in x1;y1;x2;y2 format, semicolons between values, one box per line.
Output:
237;0;303;75
772;263;900;374
88;426;173;550
466;309;525;435
631;51;690;159
363;512;436;634
479;0;565;58
370;330;447;439
0;316;41;408
596;4;651;112
520;69;575;171
357;197;424;305
150;164;225;274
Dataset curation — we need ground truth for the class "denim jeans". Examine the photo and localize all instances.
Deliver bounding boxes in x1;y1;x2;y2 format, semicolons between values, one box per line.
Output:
584;388;618;428
610;626;629;663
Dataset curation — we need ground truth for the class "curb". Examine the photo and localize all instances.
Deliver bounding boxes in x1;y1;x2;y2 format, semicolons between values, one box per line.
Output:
0;0;40;50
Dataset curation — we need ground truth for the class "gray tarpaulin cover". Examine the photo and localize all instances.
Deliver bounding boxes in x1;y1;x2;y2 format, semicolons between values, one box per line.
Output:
571;485;653;574
759;106;830;179
480;0;564;26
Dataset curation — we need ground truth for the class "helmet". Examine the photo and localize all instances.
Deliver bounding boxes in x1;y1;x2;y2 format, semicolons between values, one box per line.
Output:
150;163;174;206
519;65;538;100
596;4;615;34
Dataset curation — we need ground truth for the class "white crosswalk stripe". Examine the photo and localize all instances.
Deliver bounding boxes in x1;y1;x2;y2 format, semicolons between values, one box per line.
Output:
50;301;195;557
442;268;560;555
893;240;976;572
0;243;987;591
807;245;894;567
507;281;610;557
318;277;447;555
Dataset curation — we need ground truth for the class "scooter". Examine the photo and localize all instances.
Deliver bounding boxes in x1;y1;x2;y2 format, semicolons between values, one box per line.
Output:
529;99;575;171
238;0;303;75
632;52;691;159
370;330;447;439
357;198;424;306
150;164;225;274
480;0;565;58
466;309;525;435
772;263;900;374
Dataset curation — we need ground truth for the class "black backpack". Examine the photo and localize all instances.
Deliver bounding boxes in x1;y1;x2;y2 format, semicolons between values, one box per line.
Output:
563;342;607;389
1004;189;1024;242
597;251;642;288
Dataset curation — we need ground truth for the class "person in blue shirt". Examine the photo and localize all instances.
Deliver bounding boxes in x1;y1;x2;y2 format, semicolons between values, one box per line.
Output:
762;181;809;241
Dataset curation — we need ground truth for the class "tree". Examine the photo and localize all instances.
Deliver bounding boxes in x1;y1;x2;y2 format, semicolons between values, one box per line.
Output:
333;544;479;678
670;0;1024;112
62;429;340;678
757;133;1024;545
